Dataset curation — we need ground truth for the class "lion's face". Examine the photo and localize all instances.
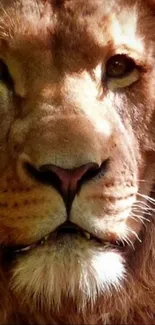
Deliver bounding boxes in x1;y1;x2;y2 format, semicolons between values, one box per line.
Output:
0;0;155;315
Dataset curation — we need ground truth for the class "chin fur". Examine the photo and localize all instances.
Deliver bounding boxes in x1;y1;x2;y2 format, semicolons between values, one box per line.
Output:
11;237;125;310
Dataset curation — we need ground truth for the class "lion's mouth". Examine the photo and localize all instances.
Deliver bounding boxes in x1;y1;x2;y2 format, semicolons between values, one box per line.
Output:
6;222;125;254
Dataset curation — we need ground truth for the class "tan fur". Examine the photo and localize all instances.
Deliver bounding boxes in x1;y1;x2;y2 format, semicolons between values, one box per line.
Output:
0;0;154;324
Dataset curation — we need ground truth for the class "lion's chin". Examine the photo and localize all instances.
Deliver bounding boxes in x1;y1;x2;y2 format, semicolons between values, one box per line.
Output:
11;236;125;310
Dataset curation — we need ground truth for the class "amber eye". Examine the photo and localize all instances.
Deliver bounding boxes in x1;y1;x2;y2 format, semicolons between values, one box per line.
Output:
105;54;136;79
0;60;14;88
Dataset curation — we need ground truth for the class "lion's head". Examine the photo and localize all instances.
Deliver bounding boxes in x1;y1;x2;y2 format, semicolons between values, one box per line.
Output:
0;0;155;324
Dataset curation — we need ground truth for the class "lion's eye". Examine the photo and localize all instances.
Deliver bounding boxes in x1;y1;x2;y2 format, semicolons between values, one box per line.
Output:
0;60;14;89
104;54;140;90
106;55;136;79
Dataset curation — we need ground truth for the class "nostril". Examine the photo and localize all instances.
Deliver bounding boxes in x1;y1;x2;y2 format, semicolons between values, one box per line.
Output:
24;160;108;213
78;160;108;186
25;162;61;190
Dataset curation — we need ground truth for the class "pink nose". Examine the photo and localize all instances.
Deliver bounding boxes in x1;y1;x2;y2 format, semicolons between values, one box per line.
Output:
41;163;99;197
39;162;99;211
47;163;97;195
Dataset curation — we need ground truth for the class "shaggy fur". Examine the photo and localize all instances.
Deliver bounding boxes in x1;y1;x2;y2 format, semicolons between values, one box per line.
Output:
0;0;155;324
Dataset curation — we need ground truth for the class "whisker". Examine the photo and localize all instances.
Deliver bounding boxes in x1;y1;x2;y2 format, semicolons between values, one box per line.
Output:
121;235;135;250
130;214;150;229
132;204;149;209
119;238;126;248
134;199;155;211
130;215;147;226
131;209;152;217
137;193;155;205
135;200;152;208
126;226;142;243
138;179;154;184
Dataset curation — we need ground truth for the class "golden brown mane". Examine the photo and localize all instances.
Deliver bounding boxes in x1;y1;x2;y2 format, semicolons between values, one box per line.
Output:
0;0;154;324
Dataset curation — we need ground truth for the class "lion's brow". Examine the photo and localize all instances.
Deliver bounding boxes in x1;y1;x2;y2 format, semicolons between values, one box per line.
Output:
0;1;53;43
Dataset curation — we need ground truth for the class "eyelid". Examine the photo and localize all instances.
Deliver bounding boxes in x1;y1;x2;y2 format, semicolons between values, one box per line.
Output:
102;51;146;84
105;47;147;68
106;69;140;91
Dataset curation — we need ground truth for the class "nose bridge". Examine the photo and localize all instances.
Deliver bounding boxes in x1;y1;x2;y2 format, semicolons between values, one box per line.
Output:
24;113;102;169
12;74;112;170
31;71;98;117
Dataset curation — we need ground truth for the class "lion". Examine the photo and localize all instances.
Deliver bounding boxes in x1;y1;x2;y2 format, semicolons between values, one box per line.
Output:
0;0;154;323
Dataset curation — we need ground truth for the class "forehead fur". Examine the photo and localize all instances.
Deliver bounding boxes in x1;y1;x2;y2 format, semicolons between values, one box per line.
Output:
0;1;152;41
0;0;155;71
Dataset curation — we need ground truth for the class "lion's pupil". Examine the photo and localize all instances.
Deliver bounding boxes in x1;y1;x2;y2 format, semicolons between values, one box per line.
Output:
106;54;136;79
